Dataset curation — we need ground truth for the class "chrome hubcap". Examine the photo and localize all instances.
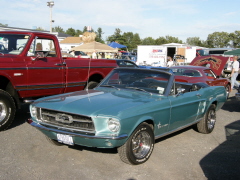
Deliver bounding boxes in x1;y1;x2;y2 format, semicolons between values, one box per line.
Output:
0;101;7;122
132;131;151;158
207;109;216;130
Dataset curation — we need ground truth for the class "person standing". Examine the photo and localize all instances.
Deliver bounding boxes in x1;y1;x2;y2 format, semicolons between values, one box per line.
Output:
92;50;97;59
230;56;240;90
166;56;174;67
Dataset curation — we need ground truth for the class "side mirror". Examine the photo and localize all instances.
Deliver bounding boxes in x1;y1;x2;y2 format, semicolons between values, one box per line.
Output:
176;88;185;96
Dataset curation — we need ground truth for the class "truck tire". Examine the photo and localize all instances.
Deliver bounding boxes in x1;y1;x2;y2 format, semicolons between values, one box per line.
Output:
85;81;99;90
0;89;16;131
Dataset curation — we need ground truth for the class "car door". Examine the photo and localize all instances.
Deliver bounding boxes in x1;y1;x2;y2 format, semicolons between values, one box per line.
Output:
24;36;65;97
168;84;205;131
204;69;225;86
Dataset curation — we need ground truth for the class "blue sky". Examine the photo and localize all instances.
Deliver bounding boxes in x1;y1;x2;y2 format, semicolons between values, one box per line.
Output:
1;0;240;42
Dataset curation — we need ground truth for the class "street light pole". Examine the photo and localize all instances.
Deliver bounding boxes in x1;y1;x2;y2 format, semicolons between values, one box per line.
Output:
47;1;54;33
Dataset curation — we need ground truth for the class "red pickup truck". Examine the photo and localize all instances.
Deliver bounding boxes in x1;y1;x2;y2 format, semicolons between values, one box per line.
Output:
0;31;122;131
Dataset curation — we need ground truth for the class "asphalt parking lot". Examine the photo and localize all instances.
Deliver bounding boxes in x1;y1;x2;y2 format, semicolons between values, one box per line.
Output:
0;90;239;180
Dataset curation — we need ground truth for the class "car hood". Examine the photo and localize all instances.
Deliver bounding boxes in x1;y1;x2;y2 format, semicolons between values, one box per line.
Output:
190;55;229;76
33;89;160;118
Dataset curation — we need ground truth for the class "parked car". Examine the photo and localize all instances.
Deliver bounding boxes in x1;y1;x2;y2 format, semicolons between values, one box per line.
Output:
119;55;137;62
138;66;173;73
170;66;231;97
69;50;89;58
28;68;227;165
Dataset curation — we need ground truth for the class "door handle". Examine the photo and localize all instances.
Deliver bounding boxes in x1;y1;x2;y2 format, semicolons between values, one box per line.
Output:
196;93;201;97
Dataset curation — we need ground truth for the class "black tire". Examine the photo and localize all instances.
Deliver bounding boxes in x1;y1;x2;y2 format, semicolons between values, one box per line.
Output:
225;84;230;99
45;136;64;146
117;122;154;165
0;89;16;131
85;81;99;90
196;104;216;134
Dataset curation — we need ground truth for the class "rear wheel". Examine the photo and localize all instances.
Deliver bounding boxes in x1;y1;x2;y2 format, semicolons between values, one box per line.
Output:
0;90;16;131
118;122;154;165
225;84;230;98
196;104;216;134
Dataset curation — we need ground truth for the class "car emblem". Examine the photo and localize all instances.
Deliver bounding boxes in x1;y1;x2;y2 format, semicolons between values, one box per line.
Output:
56;113;73;124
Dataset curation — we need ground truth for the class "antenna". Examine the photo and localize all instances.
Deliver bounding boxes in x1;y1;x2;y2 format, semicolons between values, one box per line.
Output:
86;57;92;92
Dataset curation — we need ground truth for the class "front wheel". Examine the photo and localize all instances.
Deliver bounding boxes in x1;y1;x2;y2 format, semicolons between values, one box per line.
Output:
0;90;16;131
196;104;216;134
117;122;154;165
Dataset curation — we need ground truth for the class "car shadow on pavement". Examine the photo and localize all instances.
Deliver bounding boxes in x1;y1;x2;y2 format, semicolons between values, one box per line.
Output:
68;144;118;154
200;120;240;179
8;104;30;130
221;95;240;112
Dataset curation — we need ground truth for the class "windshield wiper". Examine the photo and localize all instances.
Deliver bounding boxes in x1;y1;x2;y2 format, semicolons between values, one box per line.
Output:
126;87;152;95
100;85;120;90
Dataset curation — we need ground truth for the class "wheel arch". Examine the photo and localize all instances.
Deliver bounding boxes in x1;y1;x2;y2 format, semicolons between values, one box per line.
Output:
0;75;21;109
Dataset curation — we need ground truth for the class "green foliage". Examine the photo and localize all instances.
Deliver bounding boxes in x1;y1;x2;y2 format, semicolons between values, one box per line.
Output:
52;26;65;33
0;23;8;27
206;32;230;48
229;31;240;48
65;27;76;36
95;27;105;43
142;37;156;45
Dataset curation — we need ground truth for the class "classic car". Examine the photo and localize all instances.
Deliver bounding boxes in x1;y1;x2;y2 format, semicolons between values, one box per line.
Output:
27;68;227;165
170;66;231;97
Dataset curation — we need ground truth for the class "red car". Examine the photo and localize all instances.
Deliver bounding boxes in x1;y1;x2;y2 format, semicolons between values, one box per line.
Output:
170;66;231;97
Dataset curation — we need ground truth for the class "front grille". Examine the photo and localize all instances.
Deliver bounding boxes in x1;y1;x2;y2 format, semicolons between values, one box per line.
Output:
36;108;95;133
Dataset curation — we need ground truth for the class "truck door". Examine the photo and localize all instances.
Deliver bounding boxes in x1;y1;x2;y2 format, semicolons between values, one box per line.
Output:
24;36;65;97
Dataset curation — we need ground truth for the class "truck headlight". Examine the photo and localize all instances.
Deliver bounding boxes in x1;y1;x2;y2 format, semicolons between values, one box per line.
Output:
108;118;120;132
30;105;37;118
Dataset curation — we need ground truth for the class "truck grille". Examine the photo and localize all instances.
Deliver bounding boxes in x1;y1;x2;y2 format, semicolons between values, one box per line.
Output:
36;108;95;134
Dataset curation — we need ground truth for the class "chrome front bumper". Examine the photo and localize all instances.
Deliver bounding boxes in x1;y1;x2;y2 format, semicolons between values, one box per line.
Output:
27;118;128;140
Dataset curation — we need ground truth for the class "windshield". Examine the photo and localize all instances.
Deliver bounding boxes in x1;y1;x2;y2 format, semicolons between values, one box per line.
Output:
99;68;171;95
171;68;202;77
0;34;30;55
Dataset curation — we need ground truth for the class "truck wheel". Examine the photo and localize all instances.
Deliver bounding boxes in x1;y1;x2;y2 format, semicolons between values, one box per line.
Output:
196;104;216;134
117;122;154;165
0;90;16;131
85;81;99;89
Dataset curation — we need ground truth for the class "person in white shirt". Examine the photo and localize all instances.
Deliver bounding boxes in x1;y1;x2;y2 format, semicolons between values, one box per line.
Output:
166;56;174;67
230;56;240;90
92;50;97;59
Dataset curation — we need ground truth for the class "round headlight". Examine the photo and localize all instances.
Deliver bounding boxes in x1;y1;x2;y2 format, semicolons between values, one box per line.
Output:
31;105;37;118
108;118;120;132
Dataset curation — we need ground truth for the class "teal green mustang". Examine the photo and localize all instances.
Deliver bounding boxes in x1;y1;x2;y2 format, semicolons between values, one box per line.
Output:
28;68;227;165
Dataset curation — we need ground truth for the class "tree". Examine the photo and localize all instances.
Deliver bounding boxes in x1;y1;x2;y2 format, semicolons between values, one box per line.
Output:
65;28;76;36
186;37;205;46
52;26;65;33
95;27;104;43
165;35;183;44
106;28;125;44
206;32;230;48
75;29;83;37
141;37;155;45
36;27;45;31
229;31;240;48
0;23;8;27
155;36;168;45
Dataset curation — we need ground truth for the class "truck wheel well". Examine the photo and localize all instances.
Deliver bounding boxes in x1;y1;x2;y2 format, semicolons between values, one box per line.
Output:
0;76;9;90
88;74;103;83
0;76;21;109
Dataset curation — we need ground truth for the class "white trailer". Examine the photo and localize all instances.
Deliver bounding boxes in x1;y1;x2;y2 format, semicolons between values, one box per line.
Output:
137;45;167;66
137;44;197;66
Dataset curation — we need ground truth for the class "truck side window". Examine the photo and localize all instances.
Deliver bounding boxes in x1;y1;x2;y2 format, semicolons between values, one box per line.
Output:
27;38;57;57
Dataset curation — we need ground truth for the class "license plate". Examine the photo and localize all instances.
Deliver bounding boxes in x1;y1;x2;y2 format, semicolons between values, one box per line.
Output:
57;134;74;145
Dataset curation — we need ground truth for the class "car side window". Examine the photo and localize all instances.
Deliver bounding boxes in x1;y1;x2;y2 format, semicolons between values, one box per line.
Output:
204;69;216;79
27;38;57;57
